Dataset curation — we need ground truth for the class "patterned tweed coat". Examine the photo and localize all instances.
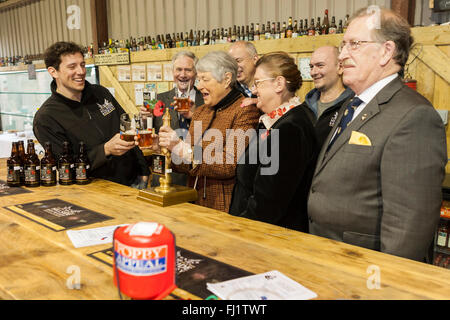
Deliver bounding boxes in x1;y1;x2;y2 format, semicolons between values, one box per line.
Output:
173;87;261;212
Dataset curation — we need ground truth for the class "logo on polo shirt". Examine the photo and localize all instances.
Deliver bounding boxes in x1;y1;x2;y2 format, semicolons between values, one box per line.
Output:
97;99;115;116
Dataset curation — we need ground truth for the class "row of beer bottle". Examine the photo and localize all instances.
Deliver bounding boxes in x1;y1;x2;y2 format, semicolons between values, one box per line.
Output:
6;140;91;187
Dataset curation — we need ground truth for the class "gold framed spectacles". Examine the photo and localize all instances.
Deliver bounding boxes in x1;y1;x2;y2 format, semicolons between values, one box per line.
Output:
338;40;381;52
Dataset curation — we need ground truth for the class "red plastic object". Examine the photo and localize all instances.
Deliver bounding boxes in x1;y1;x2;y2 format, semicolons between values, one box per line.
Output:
113;222;177;300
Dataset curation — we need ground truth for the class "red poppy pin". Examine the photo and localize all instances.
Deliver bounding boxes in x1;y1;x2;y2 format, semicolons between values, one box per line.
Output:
153;100;165;117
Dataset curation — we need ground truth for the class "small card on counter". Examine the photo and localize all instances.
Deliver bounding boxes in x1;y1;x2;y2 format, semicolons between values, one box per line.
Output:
206;270;317;300
67;224;128;248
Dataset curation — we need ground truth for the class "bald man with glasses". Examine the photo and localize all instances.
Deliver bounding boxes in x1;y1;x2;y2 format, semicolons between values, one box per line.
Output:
307;7;447;262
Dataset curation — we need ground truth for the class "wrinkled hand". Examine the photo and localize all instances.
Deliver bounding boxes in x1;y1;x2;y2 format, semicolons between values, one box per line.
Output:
104;133;137;157
240;97;258;108
139;106;152;119
158;125;181;152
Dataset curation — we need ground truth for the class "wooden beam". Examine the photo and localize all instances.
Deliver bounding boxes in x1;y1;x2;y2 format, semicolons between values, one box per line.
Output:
418;45;450;84
99;65;137;115
391;0;416;26
90;0;108;55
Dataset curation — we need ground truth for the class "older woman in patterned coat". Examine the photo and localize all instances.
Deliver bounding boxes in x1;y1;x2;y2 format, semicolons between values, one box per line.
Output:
158;51;260;212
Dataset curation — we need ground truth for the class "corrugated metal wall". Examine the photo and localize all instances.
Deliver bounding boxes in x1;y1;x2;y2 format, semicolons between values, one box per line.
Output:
107;0;391;40
0;0;93;57
1;0;394;57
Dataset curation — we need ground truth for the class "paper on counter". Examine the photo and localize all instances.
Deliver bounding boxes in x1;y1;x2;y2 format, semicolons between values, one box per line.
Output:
206;270;317;300
66;224;128;248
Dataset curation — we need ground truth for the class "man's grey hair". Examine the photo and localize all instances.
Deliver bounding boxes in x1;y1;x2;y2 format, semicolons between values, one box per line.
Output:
196;51;238;86
172;50;198;66
230;41;258;58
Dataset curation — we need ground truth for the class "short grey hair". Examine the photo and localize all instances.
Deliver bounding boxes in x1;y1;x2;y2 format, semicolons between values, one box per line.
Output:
196;51;238;86
230;41;258;58
172;50;198;66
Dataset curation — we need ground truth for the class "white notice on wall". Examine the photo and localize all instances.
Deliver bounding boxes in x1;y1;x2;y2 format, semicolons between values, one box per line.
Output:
132;65;147;82
135;84;144;105
117;65;131;82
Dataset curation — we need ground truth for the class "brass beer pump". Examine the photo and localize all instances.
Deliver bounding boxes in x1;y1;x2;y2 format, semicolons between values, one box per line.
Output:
137;106;198;206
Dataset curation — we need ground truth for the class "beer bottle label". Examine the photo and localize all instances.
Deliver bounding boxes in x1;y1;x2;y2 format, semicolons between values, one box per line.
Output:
329;28;336;34
75;164;89;180
41;165;57;182
59;164;73;181
7;165;21;183
24;165;39;183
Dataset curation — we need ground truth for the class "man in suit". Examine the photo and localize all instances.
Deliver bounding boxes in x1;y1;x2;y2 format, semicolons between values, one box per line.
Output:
303;46;354;148
141;51;203;187
307;7;447;262
149;51;204;134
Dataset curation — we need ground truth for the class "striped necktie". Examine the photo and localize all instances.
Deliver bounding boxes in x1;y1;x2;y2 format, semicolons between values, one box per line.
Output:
328;97;363;148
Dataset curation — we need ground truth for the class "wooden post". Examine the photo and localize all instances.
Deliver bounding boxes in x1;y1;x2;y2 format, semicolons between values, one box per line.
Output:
391;0;416;26
90;0;108;55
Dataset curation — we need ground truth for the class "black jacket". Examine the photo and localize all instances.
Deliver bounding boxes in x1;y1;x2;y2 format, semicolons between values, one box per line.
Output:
229;105;319;232
303;87;355;148
33;80;149;186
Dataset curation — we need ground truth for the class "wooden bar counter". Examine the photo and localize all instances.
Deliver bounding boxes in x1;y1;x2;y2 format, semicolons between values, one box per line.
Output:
0;159;449;300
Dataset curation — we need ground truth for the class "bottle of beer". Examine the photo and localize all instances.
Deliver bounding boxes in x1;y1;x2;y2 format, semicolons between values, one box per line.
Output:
40;142;57;187
315;17;322;36
249;23;254;41
236;26;241;41
292;20;298;38
211;29;216;45
17;140;26;185
280;21;286;39
322;9;330;35
265;21;271;40
343;14;349;33
254;23;260;41
231;26;236;42
308;18;315;36
329;16;337;34
275;22;281;39
75;141;91;185
6;142;22;187
58;141;74;185
24;139;40;188
337;19;344;34
260;23;265;40
271;22;276;39
286;17;293;38
188;30;194;46
244;25;249;41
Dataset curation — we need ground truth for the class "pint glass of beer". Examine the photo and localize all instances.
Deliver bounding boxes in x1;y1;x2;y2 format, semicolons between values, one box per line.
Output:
120;113;137;142
174;82;191;113
137;113;153;149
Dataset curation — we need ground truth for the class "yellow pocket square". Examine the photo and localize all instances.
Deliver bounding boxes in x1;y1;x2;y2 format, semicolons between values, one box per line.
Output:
349;131;372;146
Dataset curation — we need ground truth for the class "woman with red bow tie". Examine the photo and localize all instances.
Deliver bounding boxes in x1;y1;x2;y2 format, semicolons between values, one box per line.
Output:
229;52;319;232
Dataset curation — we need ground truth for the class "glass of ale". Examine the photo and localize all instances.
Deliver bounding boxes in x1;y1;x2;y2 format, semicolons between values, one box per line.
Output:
120;113;137;142
174;82;191;113
137;113;153;149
